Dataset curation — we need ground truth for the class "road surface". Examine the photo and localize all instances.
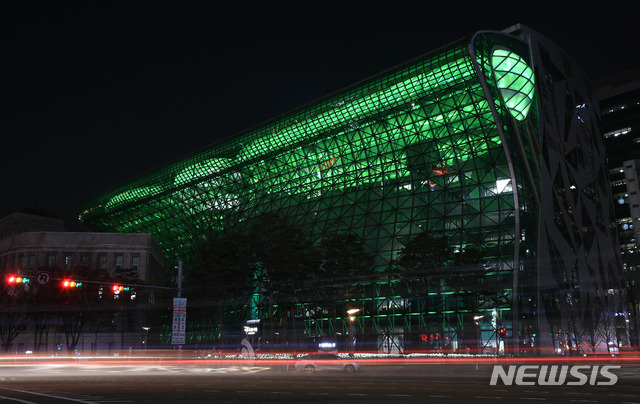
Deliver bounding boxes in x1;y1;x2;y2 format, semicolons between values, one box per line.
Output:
0;361;639;403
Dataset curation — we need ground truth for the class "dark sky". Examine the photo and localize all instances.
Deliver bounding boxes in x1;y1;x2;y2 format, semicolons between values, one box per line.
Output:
2;2;639;229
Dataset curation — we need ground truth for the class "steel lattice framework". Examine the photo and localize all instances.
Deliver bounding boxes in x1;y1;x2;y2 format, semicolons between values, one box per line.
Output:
77;26;619;352
79;37;522;269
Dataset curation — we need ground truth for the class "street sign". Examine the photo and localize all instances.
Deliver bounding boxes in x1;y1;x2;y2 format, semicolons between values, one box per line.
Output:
35;271;51;285
171;298;187;345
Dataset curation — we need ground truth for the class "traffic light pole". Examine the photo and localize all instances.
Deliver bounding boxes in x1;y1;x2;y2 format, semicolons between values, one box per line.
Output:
52;278;177;291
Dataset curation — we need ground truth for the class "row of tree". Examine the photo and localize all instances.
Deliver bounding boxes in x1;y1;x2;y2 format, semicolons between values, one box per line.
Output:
184;213;508;348
184;213;376;346
546;290;632;354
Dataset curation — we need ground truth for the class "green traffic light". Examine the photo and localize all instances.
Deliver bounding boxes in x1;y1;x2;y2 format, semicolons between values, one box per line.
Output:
63;280;83;288
8;276;29;284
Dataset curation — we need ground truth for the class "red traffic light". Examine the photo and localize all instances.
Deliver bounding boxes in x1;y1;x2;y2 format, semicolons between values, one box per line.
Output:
7;275;29;284
112;284;129;292
61;279;82;288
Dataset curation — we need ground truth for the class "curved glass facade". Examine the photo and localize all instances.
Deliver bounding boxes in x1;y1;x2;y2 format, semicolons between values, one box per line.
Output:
78;36;527;272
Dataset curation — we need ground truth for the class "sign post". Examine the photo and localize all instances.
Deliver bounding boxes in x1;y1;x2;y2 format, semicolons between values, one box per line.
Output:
172;260;186;358
172;297;187;346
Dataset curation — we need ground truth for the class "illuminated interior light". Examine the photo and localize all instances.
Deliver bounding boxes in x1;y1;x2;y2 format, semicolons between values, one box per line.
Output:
496;178;512;194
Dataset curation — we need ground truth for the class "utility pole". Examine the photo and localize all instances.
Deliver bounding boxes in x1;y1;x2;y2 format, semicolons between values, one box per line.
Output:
178;261;183;298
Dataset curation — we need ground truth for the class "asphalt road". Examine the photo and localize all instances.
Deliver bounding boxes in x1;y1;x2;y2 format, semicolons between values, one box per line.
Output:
0;362;639;403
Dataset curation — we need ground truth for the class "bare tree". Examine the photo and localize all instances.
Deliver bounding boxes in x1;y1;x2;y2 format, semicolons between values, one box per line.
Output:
580;292;602;353
0;285;29;351
53;264;113;351
598;308;617;353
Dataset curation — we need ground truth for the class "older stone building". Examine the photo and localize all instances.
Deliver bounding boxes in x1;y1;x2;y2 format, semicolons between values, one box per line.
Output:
0;211;165;353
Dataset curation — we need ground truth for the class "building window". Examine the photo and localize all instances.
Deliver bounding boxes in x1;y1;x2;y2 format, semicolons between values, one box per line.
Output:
48;255;55;268
28;255;35;269
18;254;24;269
131;256;139;270
65;255;73;269
81;255;89;267
603;104;628;115
603;127;631;138
115;255;123;270
99;255;107;270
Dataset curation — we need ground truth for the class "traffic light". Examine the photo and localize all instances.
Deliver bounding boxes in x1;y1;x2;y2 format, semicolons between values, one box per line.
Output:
61;279;83;288
7;275;29;284
498;327;507;339
112;284;130;292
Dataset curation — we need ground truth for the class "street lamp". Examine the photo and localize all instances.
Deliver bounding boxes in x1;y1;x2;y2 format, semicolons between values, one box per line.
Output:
474;315;484;355
347;309;360;356
142;327;150;351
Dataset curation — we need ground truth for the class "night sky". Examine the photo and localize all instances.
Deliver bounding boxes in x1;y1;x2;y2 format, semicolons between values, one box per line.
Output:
2;2;639;230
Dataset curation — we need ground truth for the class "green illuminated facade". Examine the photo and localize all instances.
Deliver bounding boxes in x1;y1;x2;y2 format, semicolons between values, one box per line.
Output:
78;25;619;352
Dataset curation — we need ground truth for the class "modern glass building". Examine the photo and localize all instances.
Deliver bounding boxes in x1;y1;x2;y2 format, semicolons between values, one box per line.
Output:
77;25;620;353
596;71;640;349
